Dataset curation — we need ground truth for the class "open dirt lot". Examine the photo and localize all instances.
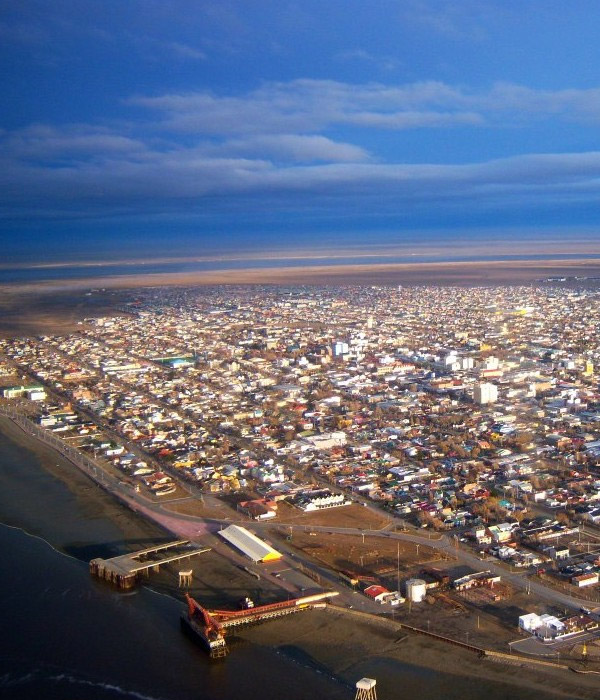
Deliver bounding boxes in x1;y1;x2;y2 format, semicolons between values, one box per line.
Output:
0;288;131;337
164;498;392;531
164;495;241;520
275;501;392;529
280;529;440;579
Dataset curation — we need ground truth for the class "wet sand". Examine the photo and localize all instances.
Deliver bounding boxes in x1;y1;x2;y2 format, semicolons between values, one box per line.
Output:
0;415;169;558
245;608;599;699
3;257;600;295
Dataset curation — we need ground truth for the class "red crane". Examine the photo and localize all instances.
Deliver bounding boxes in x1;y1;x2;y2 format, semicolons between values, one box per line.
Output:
185;593;225;641
183;591;338;658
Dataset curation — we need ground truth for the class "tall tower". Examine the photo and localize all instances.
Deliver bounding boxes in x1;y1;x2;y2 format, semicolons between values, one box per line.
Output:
473;382;498;405
355;678;377;700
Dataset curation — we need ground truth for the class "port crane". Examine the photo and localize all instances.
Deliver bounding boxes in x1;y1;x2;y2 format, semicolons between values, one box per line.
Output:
183;591;338;658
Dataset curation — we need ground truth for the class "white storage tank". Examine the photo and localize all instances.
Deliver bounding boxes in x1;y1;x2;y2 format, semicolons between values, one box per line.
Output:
405;578;427;603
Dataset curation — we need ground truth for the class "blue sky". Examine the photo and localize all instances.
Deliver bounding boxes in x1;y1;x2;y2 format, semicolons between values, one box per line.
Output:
2;1;600;261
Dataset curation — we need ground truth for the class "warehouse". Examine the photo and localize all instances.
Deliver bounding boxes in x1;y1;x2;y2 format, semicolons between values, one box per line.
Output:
218;524;282;562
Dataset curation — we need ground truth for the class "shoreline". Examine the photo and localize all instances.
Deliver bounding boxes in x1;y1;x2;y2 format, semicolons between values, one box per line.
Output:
3;256;600;295
2;237;599;271
1;417;599;698
0;414;171;553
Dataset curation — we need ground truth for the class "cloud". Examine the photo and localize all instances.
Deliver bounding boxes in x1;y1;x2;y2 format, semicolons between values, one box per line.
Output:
129;78;600;138
129;79;480;135
217;134;370;163
3;118;600;217
334;49;399;72
482;83;600;122
6;78;600;224
3;125;148;161
166;41;206;60
127;34;207;61
398;0;493;41
343;110;482;128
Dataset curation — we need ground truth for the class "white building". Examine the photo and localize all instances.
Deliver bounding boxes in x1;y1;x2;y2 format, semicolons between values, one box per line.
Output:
481;356;500;371
332;341;349;357
295;490;349;512
218;525;282;562
26;388;47;401
518;613;565;639
474;382;498;404
302;431;347;450
461;357;474;370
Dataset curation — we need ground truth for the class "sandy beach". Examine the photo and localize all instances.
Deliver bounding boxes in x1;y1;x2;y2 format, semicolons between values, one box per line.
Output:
4;257;600;294
245;608;599;700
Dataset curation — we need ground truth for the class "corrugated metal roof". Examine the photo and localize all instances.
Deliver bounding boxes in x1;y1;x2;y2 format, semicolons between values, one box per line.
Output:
218;524;281;562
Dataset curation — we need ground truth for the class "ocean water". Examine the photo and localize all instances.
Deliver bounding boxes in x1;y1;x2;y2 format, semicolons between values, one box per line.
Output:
0;429;349;700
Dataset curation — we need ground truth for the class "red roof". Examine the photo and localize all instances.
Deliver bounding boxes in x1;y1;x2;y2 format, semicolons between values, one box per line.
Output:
364;585;389;598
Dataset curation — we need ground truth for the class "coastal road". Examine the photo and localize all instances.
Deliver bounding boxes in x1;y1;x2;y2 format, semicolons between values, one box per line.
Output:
239;520;599;613
1;402;595;615
120;484;598;614
510;629;599;657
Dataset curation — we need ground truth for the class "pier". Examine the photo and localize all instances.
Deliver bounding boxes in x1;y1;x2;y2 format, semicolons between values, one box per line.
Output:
182;591;339;658
90;540;210;588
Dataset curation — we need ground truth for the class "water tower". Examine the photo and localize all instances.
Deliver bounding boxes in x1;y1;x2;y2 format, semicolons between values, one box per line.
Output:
355;677;377;700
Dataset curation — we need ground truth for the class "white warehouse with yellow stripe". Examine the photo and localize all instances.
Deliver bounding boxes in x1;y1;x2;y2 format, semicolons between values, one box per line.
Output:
218;524;282;563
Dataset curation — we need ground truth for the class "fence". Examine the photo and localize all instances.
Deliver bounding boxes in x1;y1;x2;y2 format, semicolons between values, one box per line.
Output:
324;606;572;671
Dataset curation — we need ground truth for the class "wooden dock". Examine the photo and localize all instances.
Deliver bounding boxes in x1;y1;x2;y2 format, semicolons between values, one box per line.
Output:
90;540;210;588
